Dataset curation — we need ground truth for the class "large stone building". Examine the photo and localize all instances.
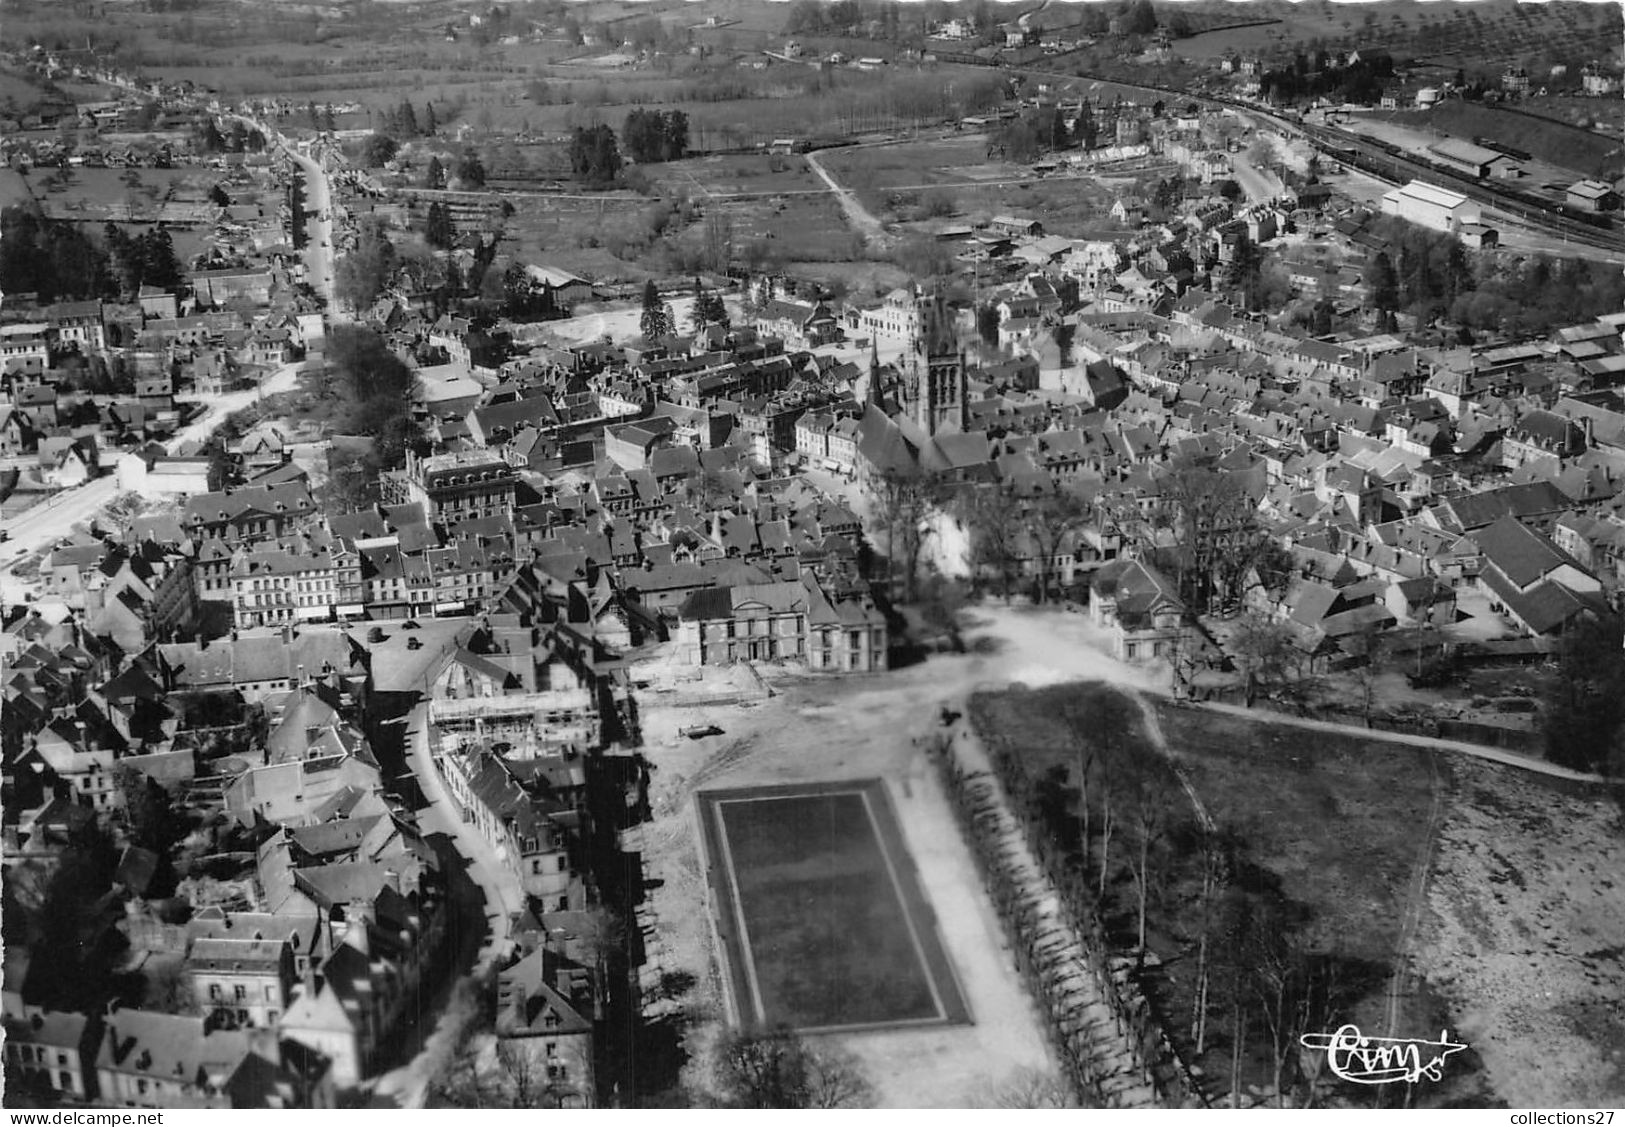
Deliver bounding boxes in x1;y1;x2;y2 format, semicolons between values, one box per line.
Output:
675;575;887;672
386;448;517;523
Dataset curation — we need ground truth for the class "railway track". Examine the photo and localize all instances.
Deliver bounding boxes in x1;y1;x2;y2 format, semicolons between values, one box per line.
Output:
1296;120;1625;251
945;56;1625;255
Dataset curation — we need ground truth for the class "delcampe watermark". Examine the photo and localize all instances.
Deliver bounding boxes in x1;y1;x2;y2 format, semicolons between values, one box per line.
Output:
1299;1024;1469;1086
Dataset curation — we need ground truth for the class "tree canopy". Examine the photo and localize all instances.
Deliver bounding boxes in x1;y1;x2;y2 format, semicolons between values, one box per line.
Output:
713;1027;873;1109
639;279;673;342
1543;615;1625;775
623;108;690;164
570;124;622;187
334;221;398;310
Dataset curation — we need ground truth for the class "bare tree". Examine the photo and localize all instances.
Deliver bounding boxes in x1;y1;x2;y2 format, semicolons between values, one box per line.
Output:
963;478;1025;600
1252;927;1300;1107
433;1036;574;1109
494;1041;548;1107
1250;931;1349;1107
986;1066;1074;1108
1246;134;1279;176
1155;453;1272;615
574;904;626;1014
1022;488;1089;604
1127;765;1171;959
864;468;943;603
713;1026;874;1109
1061;707;1097;879
1190;831;1235;1057
1098;483;1171;567
1344;620;1383;729
1230;610;1300;707
1096;761;1115;899
803;1042;874;1108
1165;624;1205;699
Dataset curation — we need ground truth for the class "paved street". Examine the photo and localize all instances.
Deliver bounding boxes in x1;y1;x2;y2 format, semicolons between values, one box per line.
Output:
287;145;338;318
364;705;521;1109
1228;148;1284;205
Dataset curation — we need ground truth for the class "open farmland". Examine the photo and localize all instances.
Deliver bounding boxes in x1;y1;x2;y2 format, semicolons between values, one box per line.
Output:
0;68;52;109
0;169;32;209
814;137;1131;237
817;137;1006;194
725;193;858;261
499;192;664;282
29;165;224;236
494;184;855;285
650;153;819;198
1168;0;1620;76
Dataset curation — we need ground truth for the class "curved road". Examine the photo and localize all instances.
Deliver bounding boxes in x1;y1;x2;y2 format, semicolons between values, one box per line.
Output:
366;705;519;1109
0;360;303;604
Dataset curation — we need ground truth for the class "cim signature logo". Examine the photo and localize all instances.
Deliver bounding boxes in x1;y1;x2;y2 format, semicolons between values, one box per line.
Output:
1299;1024;1468;1085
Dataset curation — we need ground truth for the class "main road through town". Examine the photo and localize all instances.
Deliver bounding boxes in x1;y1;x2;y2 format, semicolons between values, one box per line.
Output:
286;143;339;319
363;704;521;1109
0;121;340;607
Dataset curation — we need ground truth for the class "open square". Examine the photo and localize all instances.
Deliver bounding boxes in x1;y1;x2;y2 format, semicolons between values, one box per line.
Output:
699;780;969;1033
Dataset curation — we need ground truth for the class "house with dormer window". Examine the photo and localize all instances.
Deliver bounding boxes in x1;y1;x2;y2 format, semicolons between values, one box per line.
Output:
1088;558;1191;663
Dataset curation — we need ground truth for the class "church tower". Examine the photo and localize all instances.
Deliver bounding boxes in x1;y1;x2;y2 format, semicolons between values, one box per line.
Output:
908;286;967;435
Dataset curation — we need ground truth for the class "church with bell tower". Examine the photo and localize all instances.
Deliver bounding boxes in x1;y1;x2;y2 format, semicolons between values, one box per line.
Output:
902;285;967;436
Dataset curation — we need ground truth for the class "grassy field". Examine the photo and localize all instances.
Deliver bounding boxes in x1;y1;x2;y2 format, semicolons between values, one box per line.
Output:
968;682;1508;1107
0;169;33;209
814;135;1142;235
0;67;51;110
650;152;818;198
1169;0;1620;75
818;137;1003;193
703;781;967;1032
1150;702;1435;964
726;193;857;260
1379;102;1623;181
1514;96;1625;139
37;167;214;204
497;187;853;283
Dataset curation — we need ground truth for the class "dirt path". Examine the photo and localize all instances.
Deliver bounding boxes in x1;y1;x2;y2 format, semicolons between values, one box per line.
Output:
631;605;1624;1106
805;148;892;248
1182;698;1619;786
1128;690;1216;836
1385;747;1446;1039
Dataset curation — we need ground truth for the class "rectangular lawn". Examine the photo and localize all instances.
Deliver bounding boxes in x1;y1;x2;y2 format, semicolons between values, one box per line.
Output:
701;779;968;1033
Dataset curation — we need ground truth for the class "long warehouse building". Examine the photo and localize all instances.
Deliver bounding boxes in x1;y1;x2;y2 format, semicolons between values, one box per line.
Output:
1381;179;1482;235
